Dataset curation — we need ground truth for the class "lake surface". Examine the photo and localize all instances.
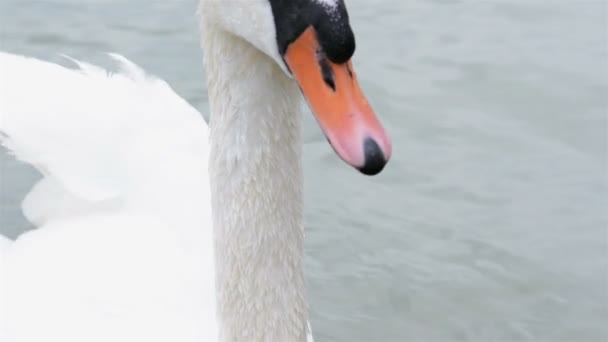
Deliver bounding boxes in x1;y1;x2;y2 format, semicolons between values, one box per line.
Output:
1;0;607;341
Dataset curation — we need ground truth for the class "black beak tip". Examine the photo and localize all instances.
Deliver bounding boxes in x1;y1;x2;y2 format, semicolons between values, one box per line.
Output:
357;138;388;176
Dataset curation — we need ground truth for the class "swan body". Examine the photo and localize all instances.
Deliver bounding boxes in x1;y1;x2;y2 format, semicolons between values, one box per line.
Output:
1;1;391;341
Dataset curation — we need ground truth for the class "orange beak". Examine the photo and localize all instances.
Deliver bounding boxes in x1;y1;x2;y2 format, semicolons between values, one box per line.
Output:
284;27;391;175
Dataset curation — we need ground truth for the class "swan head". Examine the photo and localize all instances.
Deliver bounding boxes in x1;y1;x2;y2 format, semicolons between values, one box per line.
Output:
201;0;392;175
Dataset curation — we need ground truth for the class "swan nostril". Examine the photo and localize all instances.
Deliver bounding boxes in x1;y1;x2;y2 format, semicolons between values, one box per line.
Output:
317;52;336;91
357;138;387;176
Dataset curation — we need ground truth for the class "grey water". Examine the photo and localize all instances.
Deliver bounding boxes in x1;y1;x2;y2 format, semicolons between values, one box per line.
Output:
0;0;606;341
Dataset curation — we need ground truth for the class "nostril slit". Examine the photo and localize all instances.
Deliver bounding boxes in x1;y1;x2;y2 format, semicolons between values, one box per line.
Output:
317;51;336;91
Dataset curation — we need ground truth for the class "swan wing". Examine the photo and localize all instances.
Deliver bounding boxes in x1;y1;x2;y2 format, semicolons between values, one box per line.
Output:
0;52;210;221
0;52;217;341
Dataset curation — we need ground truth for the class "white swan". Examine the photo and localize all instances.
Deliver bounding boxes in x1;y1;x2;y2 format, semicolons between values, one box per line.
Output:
0;1;391;341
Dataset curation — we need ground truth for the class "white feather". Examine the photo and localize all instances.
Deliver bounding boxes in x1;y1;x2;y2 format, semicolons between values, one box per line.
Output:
0;52;218;341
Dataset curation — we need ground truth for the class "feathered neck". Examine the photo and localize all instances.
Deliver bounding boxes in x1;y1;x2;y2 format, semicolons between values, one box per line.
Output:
201;21;309;342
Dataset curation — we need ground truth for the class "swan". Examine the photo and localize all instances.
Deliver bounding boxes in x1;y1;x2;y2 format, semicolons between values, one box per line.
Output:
0;0;391;341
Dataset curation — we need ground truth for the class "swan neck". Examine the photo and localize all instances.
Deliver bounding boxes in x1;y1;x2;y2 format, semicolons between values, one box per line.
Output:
203;27;308;342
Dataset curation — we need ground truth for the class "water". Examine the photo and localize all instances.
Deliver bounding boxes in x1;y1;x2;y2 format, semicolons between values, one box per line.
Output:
1;0;606;341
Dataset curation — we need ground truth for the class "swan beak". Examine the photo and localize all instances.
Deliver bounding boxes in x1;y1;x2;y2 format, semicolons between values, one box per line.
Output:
284;27;392;175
